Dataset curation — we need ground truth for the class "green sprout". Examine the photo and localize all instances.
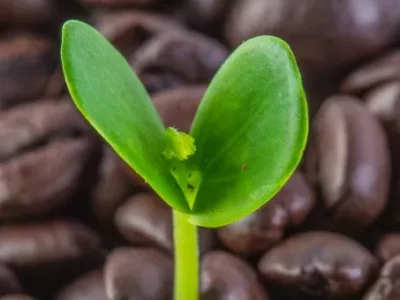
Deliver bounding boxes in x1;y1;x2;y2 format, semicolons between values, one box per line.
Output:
61;20;308;300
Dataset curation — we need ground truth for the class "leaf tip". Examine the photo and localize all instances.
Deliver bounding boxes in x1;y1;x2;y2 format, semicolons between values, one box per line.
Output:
61;19;81;49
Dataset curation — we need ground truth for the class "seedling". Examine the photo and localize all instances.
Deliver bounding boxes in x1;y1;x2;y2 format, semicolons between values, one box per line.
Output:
61;20;308;300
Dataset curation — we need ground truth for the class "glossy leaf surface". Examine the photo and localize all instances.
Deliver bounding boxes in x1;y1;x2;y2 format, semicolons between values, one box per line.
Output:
61;20;190;213
188;36;308;227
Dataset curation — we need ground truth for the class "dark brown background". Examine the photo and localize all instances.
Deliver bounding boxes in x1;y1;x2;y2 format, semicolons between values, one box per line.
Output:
0;0;400;299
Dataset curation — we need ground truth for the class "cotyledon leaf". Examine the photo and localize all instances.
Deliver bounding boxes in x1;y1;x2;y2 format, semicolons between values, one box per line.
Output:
187;36;308;227
61;20;190;213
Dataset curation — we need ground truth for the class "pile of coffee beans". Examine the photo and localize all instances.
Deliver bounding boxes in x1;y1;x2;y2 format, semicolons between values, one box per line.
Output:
1;0;400;299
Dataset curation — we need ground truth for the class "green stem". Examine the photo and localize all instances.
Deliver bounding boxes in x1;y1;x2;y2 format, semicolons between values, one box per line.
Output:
173;210;199;300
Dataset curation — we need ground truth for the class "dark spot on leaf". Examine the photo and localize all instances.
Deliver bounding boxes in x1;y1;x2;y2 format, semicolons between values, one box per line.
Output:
187;184;194;192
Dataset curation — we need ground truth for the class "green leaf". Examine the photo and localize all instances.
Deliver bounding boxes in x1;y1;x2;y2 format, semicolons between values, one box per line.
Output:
61;20;190;213
188;36;308;227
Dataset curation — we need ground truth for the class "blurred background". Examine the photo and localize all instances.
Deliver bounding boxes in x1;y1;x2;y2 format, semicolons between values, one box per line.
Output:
1;0;400;299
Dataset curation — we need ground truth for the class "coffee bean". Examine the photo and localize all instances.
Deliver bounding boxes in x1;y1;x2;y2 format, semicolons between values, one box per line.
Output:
115;193;215;253
121;85;206;188
201;251;269;300
0;0;57;25
115;193;172;250
225;0;400;71
56;269;106;300
91;146;134;224
0;100;84;161
258;231;378;297
0;265;21;296
104;247;173;300
130;31;228;93
363;254;400;300
376;233;400;263
305;95;390;230
341;50;400;94
218;171;315;256
0;33;57;107
0;219;100;268
0;138;92;220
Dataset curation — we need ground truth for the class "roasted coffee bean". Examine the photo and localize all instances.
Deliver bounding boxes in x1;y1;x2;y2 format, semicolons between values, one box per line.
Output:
92;10;185;58
218;171;314;256
305;95;390;229
226;0;400;71
91;146;134;223
0;265;21;296
79;0;159;7
0;138;92;220
104;247;173;300
201;251;269;300
376;233;400;263
130;32;227;93
0;100;84;161
258;231;378;297
0;33;57;107
115;193;215;253
0;296;35;300
115;193;172;250
0;0;57;25
363;254;400;300
341;50;400;94
56;269;106;300
0;219;100;267
121;85;206;188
